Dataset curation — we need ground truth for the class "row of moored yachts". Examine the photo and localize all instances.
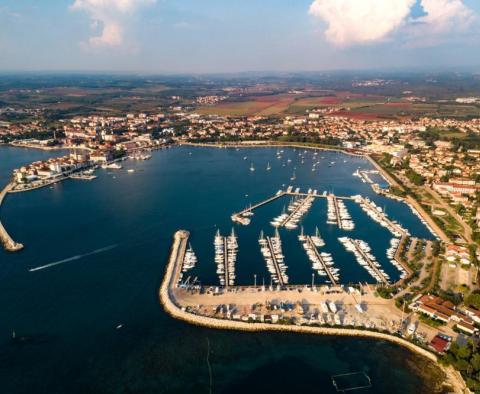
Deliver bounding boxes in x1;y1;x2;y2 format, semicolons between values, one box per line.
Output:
353;196;409;238
326;195;355;230
271;196;314;229
299;228;340;283
214;229;238;286
258;230;289;285
387;238;407;279
338;237;391;284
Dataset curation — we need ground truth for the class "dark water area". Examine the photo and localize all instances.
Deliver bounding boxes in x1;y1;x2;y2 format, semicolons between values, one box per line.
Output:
0;146;442;394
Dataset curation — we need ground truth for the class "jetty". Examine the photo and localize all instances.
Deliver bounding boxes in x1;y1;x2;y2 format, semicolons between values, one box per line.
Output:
266;236;285;286
351;240;389;284
232;190;286;224
223;237;230;289
305;236;338;286
0;183;24;252
331;195;342;228
232;188;353;225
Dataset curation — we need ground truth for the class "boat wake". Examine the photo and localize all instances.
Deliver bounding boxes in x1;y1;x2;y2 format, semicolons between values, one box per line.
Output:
29;245;117;272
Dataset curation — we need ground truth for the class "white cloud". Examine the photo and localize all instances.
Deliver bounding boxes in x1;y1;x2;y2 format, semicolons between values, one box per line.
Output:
71;0;155;47
309;0;416;46
309;0;477;47
418;0;476;34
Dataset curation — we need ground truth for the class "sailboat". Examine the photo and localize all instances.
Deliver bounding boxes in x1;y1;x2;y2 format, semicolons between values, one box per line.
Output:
266;162;271;171
290;171;296;181
250;163;255;172
298;226;306;241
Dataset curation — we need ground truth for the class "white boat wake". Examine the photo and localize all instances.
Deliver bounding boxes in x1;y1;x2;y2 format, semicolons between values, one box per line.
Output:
29;245;117;272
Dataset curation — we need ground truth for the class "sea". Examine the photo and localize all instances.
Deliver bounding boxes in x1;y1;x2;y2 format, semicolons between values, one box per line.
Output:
0;145;443;394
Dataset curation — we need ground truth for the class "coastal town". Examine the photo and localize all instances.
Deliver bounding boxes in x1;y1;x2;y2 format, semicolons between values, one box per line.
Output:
2;92;480;393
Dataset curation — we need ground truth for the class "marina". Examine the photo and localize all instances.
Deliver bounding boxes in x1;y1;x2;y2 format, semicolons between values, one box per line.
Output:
300;233;339;286
271;194;314;229
339;237;390;284
259;230;289;286
214;229;238;288
353;195;409;237
0;145;453;394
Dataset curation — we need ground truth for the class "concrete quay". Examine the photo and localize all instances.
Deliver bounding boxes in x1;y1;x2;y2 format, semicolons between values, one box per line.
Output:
0;183;23;252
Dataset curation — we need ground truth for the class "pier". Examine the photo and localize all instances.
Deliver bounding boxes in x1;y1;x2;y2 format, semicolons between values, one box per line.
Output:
305;236;338;286
332;195;343;228
351;240;389;284
279;196;313;227
266;236;285;287
223;238;230;289
0;183;24;252
356;197;406;237
232;188;353;225
232;191;286;223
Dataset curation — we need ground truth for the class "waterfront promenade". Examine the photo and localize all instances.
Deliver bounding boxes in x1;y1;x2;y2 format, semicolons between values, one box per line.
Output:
0;183;23;252
160;230;468;394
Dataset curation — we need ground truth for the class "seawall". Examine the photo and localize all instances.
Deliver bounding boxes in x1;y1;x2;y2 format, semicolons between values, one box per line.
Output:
0;183;23;252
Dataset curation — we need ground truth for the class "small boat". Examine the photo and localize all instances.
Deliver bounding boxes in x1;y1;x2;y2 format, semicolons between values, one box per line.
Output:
127;169;135;173
290;171;296;181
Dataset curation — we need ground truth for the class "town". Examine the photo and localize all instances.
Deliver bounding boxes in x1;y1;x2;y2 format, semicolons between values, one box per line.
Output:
2;89;480;393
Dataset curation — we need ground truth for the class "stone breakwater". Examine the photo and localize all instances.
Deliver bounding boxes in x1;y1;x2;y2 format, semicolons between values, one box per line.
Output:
159;230;468;394
0;183;23;252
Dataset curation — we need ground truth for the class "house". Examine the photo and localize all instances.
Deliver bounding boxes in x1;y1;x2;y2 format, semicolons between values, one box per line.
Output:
429;335;451;354
445;244;471;265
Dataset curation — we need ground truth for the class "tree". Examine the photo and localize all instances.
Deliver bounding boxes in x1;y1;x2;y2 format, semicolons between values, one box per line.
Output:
465;293;480;309
471;354;480;371
458;345;472;360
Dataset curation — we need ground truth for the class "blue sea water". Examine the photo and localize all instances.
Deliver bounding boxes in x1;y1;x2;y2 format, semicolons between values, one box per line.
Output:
0;146;442;394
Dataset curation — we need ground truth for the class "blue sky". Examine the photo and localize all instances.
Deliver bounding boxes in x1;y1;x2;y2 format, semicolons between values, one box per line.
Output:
0;0;479;73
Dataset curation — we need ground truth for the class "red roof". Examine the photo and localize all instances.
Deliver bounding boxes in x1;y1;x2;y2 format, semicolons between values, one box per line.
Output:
430;336;450;353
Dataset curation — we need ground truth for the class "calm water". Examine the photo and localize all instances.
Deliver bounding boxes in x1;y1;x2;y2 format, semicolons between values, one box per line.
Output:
0;146;442;393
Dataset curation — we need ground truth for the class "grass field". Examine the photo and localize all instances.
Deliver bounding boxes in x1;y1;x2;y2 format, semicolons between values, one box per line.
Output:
195;89;480;120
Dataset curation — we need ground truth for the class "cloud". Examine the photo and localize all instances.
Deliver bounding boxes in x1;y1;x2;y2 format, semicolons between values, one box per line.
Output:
417;0;476;34
71;0;155;47
309;0;416;46
309;0;477;47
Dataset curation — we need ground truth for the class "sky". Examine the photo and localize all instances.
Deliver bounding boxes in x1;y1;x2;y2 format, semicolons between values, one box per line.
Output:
0;0;479;73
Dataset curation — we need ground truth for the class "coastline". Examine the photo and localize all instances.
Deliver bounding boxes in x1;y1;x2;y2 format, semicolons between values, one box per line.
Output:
0;183;23;252
178;140;366;157
159;230;467;393
7;142;71;151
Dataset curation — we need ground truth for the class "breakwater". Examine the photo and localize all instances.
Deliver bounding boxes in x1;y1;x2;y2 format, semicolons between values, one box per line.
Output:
159;230;467;394
0;183;23;252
